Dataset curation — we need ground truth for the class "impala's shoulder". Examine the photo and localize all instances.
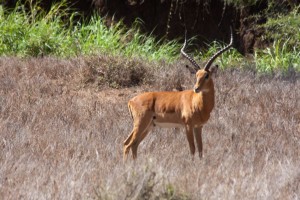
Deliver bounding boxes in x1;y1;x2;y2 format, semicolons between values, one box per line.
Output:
182;89;194;94
176;89;194;97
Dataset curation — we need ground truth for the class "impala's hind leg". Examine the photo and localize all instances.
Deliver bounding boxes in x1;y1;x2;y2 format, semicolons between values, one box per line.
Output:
123;130;134;161
131;123;153;159
123;111;153;161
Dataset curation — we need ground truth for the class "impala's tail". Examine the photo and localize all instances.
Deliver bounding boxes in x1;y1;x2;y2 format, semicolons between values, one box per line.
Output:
128;101;134;120
124;102;134;147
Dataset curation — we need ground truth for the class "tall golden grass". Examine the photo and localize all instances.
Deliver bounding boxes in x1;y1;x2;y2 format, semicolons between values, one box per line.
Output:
0;56;299;199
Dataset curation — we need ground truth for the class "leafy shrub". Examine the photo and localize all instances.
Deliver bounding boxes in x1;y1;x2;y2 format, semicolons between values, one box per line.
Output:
261;6;300;51
255;40;300;73
0;2;180;61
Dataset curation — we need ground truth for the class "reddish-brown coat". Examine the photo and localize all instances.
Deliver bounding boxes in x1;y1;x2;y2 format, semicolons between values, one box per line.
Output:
123;68;216;160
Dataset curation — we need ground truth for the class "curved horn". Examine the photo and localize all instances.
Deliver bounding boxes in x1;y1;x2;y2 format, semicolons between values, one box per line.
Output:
181;32;201;70
204;27;234;71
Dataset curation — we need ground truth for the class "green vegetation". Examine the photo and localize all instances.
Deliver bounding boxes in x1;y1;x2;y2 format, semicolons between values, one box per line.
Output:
255;40;300;73
196;41;244;70
0;3;180;62
0;1;299;73
202;4;300;72
255;6;300;72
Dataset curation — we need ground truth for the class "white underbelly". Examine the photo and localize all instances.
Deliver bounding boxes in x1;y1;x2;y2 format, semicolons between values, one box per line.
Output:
154;122;184;128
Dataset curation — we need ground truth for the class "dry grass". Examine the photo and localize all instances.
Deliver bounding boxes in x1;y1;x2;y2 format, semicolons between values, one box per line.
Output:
0;56;299;199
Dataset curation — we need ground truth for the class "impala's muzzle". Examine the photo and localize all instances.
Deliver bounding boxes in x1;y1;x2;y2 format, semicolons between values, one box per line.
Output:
193;83;203;93
194;87;200;93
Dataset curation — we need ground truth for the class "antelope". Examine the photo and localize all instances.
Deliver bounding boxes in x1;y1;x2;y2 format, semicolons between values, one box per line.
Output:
123;29;234;161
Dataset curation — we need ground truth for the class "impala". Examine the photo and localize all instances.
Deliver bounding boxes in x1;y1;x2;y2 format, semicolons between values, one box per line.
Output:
123;30;234;160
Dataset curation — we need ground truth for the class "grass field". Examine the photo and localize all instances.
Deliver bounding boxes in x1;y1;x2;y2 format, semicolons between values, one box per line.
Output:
0;56;299;199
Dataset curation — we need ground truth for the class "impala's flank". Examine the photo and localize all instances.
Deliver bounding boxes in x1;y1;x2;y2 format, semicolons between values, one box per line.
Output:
123;29;234;161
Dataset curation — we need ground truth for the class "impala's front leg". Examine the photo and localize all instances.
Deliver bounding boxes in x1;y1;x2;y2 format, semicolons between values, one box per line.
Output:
194;127;203;158
185;125;196;156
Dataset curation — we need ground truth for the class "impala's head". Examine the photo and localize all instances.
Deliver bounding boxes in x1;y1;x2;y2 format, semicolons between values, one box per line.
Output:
181;28;234;93
193;66;217;93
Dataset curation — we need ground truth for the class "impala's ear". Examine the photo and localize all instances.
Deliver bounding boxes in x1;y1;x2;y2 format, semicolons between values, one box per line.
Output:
186;65;197;74
210;65;219;74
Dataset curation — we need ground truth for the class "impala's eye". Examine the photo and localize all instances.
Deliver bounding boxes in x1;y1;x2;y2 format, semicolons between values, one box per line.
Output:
205;74;209;79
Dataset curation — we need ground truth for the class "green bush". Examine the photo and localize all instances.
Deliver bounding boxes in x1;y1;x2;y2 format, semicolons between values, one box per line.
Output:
255;40;300;72
0;2;180;62
262;6;300;51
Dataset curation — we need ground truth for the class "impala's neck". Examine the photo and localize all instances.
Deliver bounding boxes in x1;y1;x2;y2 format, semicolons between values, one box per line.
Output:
193;80;215;113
